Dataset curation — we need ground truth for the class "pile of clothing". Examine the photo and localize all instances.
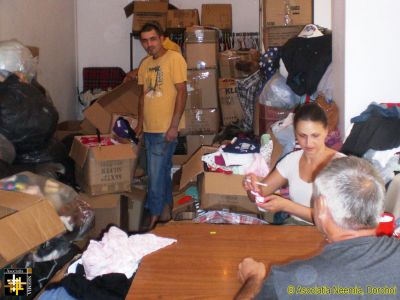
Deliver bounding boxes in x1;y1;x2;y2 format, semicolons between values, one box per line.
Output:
201;137;272;177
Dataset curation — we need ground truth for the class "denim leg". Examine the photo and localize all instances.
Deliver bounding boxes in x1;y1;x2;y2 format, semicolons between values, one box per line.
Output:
163;138;177;207
144;133;177;216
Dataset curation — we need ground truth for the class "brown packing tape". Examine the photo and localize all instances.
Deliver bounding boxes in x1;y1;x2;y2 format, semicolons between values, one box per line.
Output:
184;27;218;43
187;69;218;108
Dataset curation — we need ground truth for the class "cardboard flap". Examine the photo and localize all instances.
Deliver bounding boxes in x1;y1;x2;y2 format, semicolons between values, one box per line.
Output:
179;146;218;189
69;136;90;168
92;144;136;161
204;172;247;196
0;195;65;267
83;81;140;134
84;103;113;134
0;190;42;213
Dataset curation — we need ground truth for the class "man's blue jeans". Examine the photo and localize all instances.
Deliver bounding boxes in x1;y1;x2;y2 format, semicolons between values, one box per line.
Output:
144;133;177;216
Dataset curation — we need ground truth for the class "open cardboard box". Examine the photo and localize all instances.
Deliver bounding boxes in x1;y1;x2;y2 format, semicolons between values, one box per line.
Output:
179;146;259;214
0;190;65;267
83;80;140;134
69;135;138;196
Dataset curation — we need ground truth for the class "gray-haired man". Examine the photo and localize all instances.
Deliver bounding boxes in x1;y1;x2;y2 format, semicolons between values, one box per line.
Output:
235;156;400;300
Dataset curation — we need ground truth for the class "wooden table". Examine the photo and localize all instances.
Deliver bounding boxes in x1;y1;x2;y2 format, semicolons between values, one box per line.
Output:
127;223;325;299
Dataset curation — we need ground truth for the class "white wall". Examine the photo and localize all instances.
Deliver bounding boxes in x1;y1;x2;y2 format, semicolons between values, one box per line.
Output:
76;0;260;94
314;0;331;29
76;0;133;92
333;0;400;134
0;0;77;121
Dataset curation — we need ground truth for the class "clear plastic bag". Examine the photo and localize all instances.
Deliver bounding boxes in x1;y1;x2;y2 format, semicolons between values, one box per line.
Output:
258;72;301;109
0;39;38;82
0;171;94;240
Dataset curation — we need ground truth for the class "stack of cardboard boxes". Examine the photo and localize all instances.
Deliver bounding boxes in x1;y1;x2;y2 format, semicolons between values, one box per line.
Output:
257;0;313;136
63;81;146;238
172;26;221;164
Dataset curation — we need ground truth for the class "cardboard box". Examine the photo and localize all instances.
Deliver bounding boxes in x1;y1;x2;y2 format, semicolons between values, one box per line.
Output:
218;78;244;126
167;9;199;29
0;190;65;267
187;69;218;108
186;135;216;156
172;191;196;220
180;109;220;135
263;0;313;27
80;119;97;135
70;135;137;196
199;172;258;214
186;87;202;110
219;50;259;79
172;155;190;166
179;146;258;214
124;0;168;18
55;120;84;142
82;189;145;238
263;25;303;48
132;1;168;32
185;43;218;69
83;80;140;134
185;27;218;69
201;4;232;31
124;189;146;232
81;193;121;239
172;134;216;166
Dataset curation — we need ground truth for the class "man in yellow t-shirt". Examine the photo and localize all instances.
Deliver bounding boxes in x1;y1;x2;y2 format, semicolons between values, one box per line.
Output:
135;22;187;230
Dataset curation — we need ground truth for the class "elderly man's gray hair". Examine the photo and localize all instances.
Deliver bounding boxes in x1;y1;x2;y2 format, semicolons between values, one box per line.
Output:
313;156;385;230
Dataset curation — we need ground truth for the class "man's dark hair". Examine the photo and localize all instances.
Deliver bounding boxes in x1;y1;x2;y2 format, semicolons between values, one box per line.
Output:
139;22;164;37
293;103;328;129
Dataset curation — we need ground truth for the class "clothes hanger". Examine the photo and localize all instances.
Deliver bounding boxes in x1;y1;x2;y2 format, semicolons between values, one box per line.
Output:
298;24;324;38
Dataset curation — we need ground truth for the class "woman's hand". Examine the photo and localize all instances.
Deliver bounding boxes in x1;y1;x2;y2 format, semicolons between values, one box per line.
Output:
242;173;261;193
257;194;290;213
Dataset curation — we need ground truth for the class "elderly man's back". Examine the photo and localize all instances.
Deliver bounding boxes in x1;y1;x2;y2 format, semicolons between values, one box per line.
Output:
256;235;400;299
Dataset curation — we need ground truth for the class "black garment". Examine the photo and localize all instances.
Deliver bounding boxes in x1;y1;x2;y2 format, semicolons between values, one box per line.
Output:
341;113;400;157
48;264;133;300
281;35;332;96
15;243;80;299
